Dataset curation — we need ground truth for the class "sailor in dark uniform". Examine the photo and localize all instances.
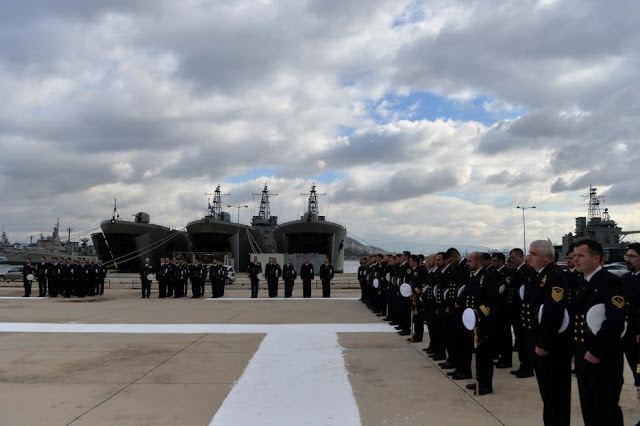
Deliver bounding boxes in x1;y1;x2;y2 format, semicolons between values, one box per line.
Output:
396;251;412;336
166;258;175;297
49;257;61;297
87;258;97;296
283;258;297;298
190;258;204;298
62;258;72;297
622;244;640;385
77;258;88;298
357;258;367;302
319;257;334;298
573;239;626;426
508;248;536;378
406;254;425;342
300;257;314;298
248;256;262;298
462;252;499;395
140;257;154;298
97;259;107;295
36;256;49;297
157;258;168;298
424;253;443;355
492;252;513;368
174;259;185;298
522;240;571;425
210;259;226;298
22;258;36;297
265;257;282;298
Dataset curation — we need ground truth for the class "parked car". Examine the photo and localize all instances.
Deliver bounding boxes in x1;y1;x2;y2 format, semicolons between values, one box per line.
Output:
224;265;236;284
0;265;24;281
603;262;629;277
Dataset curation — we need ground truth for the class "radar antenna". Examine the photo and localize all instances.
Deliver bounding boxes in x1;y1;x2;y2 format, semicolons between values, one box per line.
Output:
253;184;278;220
205;185;230;217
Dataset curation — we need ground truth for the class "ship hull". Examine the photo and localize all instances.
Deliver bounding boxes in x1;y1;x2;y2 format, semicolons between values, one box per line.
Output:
186;219;251;272
97;220;191;272
274;220;346;272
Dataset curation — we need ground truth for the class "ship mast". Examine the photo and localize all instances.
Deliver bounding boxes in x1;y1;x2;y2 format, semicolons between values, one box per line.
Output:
205;185;230;218
584;186;603;221
302;183;326;215
253;184;277;221
112;199;120;221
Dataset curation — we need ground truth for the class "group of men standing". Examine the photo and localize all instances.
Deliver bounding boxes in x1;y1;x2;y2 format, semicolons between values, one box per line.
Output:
247;256;334;298
21;256;107;298
359;239;640;426
139;257;229;299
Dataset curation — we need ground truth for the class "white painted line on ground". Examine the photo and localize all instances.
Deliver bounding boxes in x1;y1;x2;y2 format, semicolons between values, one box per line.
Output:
0;322;395;334
210;329;361;426
205;297;360;301
0;297;46;300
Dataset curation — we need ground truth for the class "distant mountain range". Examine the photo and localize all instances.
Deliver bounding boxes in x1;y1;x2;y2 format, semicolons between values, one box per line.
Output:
345;237;510;259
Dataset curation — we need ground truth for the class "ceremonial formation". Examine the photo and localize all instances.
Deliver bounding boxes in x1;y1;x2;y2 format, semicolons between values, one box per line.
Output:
358;240;640;426
21;256;107;298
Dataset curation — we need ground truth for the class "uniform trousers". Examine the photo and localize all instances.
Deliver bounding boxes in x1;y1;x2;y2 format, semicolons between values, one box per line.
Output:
267;277;278;297
321;278;331;298
533;346;571;426
37;278;47;296
250;277;259;298
284;280;294;298
575;352;623;426
302;278;312;298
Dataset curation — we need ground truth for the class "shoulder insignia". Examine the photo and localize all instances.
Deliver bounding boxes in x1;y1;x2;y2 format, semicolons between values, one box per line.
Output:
414;272;418;277
612;295;626;309
551;287;563;302
480;305;490;316
407;268;412;274
540;275;547;287
505;277;511;284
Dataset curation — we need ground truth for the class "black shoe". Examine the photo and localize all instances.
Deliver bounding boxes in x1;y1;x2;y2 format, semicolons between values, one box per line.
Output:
466;383;477;390
477;387;493;395
407;338;423;343
451;372;472;380
141;296;146;298
495;362;512;369
382;317;391;321
439;362;455;369
422;348;432;352
398;331;410;336
432;355;446;361
515;370;534;378
447;370;459;376
394;326;403;330
390;322;399;326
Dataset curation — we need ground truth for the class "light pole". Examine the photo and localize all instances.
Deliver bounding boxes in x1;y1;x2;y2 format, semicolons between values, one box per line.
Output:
516;206;536;255
228;204;248;270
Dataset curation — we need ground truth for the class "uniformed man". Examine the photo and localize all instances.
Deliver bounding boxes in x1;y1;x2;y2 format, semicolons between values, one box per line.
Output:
357;258;367;302
210;259;227;298
406;254;425;342
36;256;49;297
492;252;513;368
87;258;97;297
282;258;297;298
158;258;168;298
49;257;61;297
396;251;413;336
62;258;72;298
383;255;397;323
461;251;499;395
173;259;185;298
140;257;154;298
248;256;262;298
300;257;314;298
508;248;536;378
573;239;626;426
265;257;282;298
622;244;640;382
190;258;205;298
167;258;176;297
97;259;107;295
521;240;571;425
22;258;36;297
423;253;442;354
77;258;88;298
319;257;334;298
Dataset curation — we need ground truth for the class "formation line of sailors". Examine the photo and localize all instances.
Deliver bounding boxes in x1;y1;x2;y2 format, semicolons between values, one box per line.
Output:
21;256;107;298
358;239;640;426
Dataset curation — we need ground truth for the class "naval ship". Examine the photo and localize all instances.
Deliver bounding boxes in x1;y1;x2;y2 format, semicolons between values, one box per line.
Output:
247;184;279;254
0;221;97;264
185;185;251;272
560;186;640;262
92;201;191;272
274;183;346;272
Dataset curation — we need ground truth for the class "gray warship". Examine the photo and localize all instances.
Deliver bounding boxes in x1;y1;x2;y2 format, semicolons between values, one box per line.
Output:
274;183;346;272
0;221;96;265
247;184;278;254
92;201;191;272
560;186;640;262
185;185;251;271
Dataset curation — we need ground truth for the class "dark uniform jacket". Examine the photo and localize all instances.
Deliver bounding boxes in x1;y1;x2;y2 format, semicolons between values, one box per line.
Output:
282;264;297;281
22;263;36;279
572;267;626;368
320;264;334;280
248;262;262;277
36;262;50;280
140;263;154;280
265;263;282;279
210;264;227;281
300;263;314;280
521;263;568;353
464;268;499;329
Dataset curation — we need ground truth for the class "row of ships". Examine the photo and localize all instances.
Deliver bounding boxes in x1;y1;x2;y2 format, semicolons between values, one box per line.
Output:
1;186;636;271
90;184;347;273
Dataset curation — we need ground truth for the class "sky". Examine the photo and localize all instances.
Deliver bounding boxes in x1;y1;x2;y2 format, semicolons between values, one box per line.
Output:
1;0;639;253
